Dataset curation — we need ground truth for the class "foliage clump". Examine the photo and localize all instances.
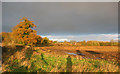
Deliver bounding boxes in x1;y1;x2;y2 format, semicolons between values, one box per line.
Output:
11;17;42;46
2;17;50;46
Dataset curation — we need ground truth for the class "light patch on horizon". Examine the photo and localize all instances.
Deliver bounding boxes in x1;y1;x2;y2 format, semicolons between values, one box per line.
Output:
41;34;119;42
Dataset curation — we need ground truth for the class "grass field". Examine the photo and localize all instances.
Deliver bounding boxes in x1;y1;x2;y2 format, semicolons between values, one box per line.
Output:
1;44;120;72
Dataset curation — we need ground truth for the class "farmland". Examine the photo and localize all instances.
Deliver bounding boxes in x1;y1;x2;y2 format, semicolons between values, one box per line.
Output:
1;43;119;72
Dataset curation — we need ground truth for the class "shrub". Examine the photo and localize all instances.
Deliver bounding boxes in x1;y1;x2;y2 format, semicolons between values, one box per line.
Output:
41;37;50;46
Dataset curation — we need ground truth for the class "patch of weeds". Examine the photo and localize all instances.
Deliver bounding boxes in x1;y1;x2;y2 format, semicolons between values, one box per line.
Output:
30;62;35;71
37;68;46;72
94;65;98;68
35;49;40;53
13;59;18;64
25;48;33;60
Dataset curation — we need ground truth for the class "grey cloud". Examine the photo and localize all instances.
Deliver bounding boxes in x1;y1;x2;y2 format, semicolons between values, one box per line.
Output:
0;2;2;33
2;0;119;2
2;2;118;35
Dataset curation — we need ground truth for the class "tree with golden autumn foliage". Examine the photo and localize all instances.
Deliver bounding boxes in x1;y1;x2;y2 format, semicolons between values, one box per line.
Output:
12;17;42;46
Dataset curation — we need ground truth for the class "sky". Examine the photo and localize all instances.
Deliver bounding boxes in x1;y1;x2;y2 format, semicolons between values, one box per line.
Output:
0;2;1;33
2;2;118;41
1;0;120;2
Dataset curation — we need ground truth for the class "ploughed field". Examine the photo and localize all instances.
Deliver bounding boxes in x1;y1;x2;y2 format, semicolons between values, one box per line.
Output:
34;46;119;62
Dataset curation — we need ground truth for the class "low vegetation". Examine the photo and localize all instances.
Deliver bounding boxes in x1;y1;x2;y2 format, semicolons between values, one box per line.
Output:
2;46;119;72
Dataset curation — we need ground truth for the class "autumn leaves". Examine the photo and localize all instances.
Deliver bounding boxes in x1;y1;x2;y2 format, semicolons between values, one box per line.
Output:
2;17;50;46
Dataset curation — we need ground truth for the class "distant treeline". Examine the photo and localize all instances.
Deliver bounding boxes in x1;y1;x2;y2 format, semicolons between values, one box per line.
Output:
53;40;119;46
80;40;118;46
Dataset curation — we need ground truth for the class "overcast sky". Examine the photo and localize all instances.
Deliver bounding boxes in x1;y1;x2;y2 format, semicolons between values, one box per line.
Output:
1;0;119;2
2;2;118;41
0;2;2;33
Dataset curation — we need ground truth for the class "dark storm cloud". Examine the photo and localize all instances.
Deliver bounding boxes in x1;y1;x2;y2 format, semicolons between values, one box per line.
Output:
2;2;118;35
0;2;2;33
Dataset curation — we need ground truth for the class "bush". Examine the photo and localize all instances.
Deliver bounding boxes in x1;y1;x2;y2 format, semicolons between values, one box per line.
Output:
41;37;50;46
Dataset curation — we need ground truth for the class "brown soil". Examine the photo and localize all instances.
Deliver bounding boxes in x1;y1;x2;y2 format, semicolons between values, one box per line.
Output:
34;46;119;62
